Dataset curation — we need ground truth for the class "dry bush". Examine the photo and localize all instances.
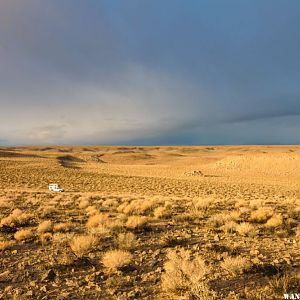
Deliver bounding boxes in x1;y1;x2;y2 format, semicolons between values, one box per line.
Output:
1;209;33;227
52;233;75;247
250;207;274;223
39;232;53;245
37;220;53;234
85;205;98;216
220;256;251;275
78;199;90;209
161;248;210;296
39;206;58;218
0;240;15;251
208;213;232;228
69;235;97;258
117;232;137;250
192;197;214;212
102;249;133;271
88;224;111;238
236;222;256;237
86;213;110;229
229;211;241;221
265;213;283;228
222;221;238;234
0;197;12;209
249;199;264;209
153;206;170;219
102;198;119;208
14;229;34;241
295;226;300;240
125;216;148;229
53;222;74;233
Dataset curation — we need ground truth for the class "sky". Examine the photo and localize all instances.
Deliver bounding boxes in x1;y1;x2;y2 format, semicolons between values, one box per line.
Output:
1;0;300;145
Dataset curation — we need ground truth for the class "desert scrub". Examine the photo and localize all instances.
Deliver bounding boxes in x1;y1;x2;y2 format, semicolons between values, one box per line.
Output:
222;221;238;234
37;220;53;234
53;222;74;232
78;199;90;209
265;213;283;228
1;208;33;227
86;213;109;229
236;222;257;237
161;248;210;295
14;229;34;241
153;206;170;219
69;235;97;258
102;250;133;272
125;216;148;230
117;232;137;250
250;207;274;223
220;256;251;275
0;239;15;251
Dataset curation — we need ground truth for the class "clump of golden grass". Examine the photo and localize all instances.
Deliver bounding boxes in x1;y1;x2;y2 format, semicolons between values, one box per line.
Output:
117;232;137;250
85;205;98;216
0;239;15;251
52;233;75;247
153;206;170;219
236;222;256;237
86;213;110;229
250;207;274;223
208;213;232;228
102;249;133;272
1;208;33;227
192;197;214;212
88;224;111;238
14;229;34;241
53;222;74;233
265;213;283;228
69;235;97;258
161;248;210;296
37;220;53;234
220;256;251;275
78;199;90;209
39;232;53;245
222;221;238;234
102;198;119;208
0;197;12;209
125;216;148;229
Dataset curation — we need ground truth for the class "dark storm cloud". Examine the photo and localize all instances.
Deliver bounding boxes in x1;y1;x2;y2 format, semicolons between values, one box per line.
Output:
0;0;300;145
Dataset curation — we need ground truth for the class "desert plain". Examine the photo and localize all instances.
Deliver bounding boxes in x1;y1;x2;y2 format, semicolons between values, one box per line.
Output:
0;145;299;299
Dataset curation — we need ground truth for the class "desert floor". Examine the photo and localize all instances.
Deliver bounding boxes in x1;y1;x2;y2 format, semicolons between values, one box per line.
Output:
0;145;299;299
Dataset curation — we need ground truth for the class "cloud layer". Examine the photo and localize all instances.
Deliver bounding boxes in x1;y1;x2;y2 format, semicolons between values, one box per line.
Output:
0;0;300;145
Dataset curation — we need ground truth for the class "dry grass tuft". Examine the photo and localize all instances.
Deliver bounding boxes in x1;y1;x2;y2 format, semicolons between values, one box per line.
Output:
250;207;274;223
125;216;148;229
69;235;97;258
78;199;90;209
14;229;34;241
102;249;133;272
236;222;256;237
1;209;33;227
53;222;74;232
220;256;251;275
161;248;209;294
37;220;53;234
0;240;15;251
86;213;109;229
153;206;170;219
117;232;137;250
265;213;283;228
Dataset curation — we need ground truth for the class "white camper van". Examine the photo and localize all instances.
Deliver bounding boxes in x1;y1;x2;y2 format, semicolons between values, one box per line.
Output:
48;183;64;192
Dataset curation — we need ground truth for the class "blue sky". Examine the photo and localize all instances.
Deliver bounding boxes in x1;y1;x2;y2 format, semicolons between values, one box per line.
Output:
0;0;300;145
